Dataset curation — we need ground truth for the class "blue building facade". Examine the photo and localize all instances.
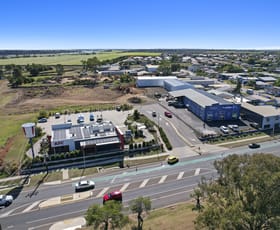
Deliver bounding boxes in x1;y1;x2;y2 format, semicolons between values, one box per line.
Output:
172;89;240;122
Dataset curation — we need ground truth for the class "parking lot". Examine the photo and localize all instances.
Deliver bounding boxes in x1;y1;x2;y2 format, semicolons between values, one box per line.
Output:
37;109;133;136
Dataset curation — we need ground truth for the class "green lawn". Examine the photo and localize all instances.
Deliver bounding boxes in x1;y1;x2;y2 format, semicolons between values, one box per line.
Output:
0;51;161;65
0;113;36;161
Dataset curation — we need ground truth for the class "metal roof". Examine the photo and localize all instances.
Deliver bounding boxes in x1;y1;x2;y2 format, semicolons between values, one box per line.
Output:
241;102;280;117
169;88;227;108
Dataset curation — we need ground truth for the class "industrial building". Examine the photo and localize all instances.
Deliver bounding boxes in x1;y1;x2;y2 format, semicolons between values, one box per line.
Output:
241;102;280;130
51;121;124;154
169;88;240;121
163;79;193;91
136;76;177;87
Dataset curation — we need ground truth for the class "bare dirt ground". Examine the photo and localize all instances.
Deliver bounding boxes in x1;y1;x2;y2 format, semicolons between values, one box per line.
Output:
0;79;152;162
1;83;149;114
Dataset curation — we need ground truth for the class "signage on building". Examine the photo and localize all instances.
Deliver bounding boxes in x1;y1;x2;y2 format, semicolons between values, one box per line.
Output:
54;141;64;146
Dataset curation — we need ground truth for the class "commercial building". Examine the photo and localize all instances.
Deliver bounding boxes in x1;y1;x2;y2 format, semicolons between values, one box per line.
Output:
163;79;193;91
241;102;280;130
136;76;177;88
169;88;240;121
51;121;124;154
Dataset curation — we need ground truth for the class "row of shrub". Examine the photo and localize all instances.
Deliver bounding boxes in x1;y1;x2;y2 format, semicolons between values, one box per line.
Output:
128;139;156;150
158;127;172;150
32;150;82;164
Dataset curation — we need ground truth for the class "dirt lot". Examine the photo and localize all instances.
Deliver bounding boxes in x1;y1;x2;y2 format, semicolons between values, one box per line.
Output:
0;81;149;114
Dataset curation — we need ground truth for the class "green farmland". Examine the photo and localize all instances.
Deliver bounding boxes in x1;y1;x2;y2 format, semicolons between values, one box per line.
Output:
0;51;161;65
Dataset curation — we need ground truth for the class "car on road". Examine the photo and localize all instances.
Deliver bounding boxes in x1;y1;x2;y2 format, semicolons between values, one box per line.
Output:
75;180;95;192
103;190;122;204
248;143;261;149
164;111;172;118
167;155;179;164
38;118;47;123
0;194;13;207
152;111;157;117
220;126;229;134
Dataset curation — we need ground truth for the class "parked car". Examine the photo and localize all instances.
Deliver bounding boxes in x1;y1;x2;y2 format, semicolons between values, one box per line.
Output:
54;113;60;119
38;118;47;123
228;124;239;132
220;126;229;134
248;143;260;149
103;191;122;204
89;113;94;121
250;122;259;129
164;111;172;118
167;155;179;164
152;111;157;117
0;194;13;207
116;106;121;111
75;180;95;192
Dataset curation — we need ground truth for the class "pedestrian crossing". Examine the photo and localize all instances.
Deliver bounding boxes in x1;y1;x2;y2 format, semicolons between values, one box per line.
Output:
0;168;209;217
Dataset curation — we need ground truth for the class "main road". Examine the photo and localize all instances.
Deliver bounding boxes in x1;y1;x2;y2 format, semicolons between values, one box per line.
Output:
1;140;280;230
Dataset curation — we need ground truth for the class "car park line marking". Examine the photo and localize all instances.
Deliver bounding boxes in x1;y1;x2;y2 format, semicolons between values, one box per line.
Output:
177;172;184;180
194;168;201;176
96;187;110;198
158;175;167;184
22;200;41;213
120;183;130;192
139;179;149;188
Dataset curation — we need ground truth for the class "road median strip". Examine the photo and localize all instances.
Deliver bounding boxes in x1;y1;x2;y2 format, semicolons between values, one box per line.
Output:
39;191;93;208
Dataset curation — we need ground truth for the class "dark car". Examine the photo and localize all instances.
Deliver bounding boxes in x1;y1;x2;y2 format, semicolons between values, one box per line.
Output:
152;111;157;117
248;143;260;149
38;118;48;123
103;190;122;204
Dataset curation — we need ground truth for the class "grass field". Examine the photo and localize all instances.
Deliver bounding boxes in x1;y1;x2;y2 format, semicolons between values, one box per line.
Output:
0;51;161;65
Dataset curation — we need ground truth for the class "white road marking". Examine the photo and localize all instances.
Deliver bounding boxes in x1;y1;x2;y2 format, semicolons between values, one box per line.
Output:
111;176;116;184
177;172;184;180
120;183;130;192
158;175;167;184
194;168;201;176
22;200;41;213
96;187;110;198
139;179;149;188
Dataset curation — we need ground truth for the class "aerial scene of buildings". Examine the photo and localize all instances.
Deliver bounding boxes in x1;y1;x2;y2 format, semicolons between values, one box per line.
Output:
0;0;280;230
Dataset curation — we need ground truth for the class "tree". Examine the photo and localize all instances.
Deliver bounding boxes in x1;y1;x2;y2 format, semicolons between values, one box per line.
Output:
7;66;25;88
85;201;128;230
158;61;171;75
193;154;280;230
129;196;151;230
86;57;100;72
55;64;64;76
0;69;4;79
233;79;242;95
133;109;140;120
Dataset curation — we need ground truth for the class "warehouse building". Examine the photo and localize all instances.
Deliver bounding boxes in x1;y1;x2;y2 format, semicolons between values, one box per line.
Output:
169;88;240;121
163;79;193;91
241;102;280;130
51;121;124;154
136;76;177;87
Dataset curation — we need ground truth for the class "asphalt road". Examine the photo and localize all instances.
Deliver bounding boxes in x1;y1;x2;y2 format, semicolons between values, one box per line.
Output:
1;140;280;230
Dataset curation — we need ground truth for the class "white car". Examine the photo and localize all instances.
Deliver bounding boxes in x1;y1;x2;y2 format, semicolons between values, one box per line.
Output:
75;180;95;192
228;124;239;132
0;194;13;207
220;126;229;134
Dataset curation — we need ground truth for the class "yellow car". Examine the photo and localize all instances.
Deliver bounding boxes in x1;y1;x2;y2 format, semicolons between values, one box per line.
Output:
167;155;179;164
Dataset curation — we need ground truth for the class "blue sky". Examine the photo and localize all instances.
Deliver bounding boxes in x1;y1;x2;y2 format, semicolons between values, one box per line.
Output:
1;0;279;49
